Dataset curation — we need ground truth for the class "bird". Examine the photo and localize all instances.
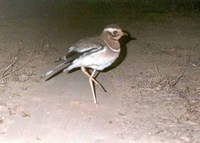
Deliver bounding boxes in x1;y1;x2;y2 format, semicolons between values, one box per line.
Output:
45;24;127;104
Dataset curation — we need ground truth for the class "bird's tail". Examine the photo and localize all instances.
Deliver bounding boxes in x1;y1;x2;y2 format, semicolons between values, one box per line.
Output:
44;58;70;81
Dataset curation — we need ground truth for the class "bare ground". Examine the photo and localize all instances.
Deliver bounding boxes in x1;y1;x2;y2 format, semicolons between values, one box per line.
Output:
0;10;200;143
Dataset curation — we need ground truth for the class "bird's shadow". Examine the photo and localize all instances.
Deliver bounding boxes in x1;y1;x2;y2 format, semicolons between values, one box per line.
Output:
103;31;136;72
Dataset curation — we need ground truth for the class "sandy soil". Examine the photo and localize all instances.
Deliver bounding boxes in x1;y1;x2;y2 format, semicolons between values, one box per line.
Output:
0;3;200;143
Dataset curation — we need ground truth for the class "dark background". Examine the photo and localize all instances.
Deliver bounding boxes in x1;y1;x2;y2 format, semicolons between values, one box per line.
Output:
1;0;199;26
0;0;199;41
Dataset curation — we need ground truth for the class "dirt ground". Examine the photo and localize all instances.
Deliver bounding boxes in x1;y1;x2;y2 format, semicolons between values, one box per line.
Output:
0;2;200;143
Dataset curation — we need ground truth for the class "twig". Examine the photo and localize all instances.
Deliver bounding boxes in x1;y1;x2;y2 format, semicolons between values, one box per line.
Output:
2;58;35;79
170;71;185;86
1;56;18;82
155;63;163;78
189;62;200;69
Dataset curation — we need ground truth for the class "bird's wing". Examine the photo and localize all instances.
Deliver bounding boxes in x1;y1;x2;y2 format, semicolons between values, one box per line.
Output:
65;37;105;61
69;37;105;52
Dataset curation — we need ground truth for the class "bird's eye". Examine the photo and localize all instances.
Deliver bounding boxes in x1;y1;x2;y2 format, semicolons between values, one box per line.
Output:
113;30;118;35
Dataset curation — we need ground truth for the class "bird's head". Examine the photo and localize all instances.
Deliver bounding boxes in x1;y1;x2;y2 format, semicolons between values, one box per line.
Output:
102;24;127;41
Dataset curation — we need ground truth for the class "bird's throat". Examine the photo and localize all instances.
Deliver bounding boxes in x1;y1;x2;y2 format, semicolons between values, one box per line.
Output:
103;38;120;53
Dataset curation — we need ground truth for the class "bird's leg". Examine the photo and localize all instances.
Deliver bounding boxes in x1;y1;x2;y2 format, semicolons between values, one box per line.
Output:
81;66;106;92
89;70;97;104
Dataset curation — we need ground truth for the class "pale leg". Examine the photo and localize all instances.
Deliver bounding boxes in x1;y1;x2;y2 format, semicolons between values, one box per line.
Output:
81;66;106;104
89;70;97;104
81;66;106;92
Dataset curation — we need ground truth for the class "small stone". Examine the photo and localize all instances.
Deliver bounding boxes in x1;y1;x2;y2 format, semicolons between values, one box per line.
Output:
108;121;113;124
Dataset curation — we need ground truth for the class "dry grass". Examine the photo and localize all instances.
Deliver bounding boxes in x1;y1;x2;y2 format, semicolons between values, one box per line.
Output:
147;44;200;126
149;63;185;90
0;38;54;85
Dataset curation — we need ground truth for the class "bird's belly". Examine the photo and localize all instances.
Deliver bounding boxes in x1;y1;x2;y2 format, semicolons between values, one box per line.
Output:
73;50;119;70
87;57;117;70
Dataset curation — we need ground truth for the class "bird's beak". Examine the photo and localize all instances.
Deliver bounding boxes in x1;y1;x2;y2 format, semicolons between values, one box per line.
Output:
121;30;136;41
122;30;129;36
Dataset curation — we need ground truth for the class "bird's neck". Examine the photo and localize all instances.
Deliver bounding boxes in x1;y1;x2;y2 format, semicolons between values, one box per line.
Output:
101;34;120;53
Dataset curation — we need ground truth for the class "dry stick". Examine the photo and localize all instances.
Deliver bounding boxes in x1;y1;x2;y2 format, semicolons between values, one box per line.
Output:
170;71;185;87
189;62;200;68
184;87;199;113
2;58;35;79
155;63;163;79
152;62;185;89
179;88;192;112
186;45;200;68
1;56;18;83
148;63;164;88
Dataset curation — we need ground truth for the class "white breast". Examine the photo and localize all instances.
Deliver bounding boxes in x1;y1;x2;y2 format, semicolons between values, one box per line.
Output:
68;48;119;71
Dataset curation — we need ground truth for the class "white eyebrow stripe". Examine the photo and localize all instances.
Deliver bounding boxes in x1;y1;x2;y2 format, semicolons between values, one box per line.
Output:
103;28;119;32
